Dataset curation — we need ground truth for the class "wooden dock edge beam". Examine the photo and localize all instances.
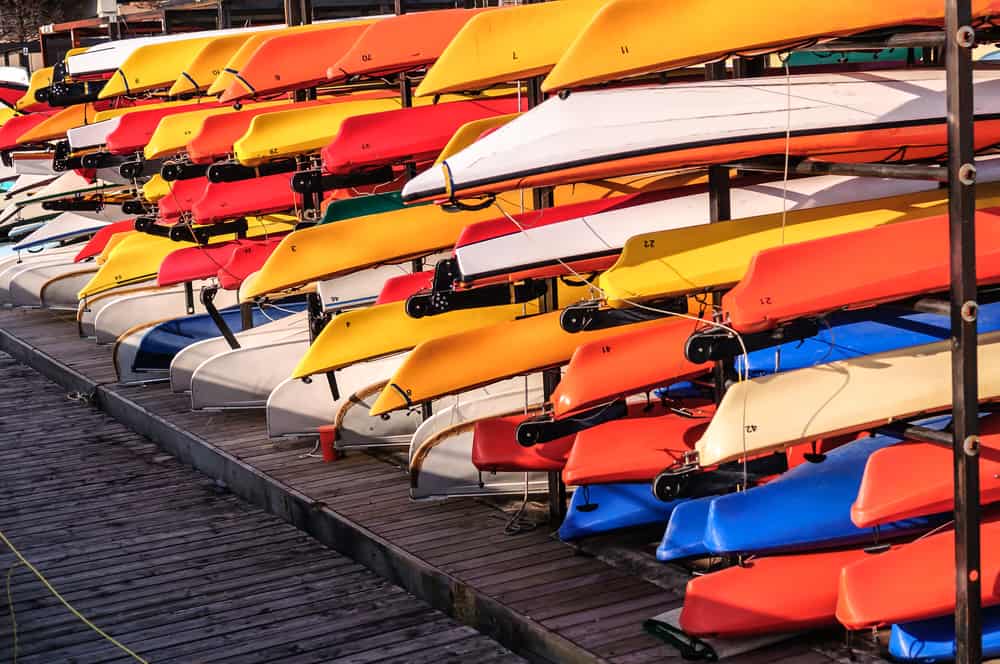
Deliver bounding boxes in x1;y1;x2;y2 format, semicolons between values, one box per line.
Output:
0;325;605;664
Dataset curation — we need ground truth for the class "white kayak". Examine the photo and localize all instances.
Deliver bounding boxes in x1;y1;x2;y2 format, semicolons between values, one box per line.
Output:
77;280;160;338
11;154;57;177
697;332;1000;467
190;335;310;410
113;321;169;385
265;353;408;439
8;262;97;309
403;69;1000;201
408;380;547;500
0;251;81;304
13;209;130;252
170;309;306;394
455;172;991;284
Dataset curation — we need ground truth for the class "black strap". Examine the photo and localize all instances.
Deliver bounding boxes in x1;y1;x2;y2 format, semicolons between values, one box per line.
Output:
643;619;719;662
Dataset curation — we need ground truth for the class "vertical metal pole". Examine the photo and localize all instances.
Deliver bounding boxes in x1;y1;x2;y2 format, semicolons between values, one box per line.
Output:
946;1;982;663
526;75;565;523
217;0;232;29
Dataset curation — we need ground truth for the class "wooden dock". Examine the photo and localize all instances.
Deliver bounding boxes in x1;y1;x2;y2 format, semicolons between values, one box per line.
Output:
0;307;859;663
0;352;523;663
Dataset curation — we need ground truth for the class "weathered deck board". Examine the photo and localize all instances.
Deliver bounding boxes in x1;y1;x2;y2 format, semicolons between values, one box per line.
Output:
0;352;522;664
0;306;855;664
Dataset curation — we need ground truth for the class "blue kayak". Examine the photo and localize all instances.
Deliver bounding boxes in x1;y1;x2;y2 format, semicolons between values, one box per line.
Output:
132;300;307;373
890;606;1000;662
701;418;950;555
563;304;1000;542
656;497;713;561
559;483;684;541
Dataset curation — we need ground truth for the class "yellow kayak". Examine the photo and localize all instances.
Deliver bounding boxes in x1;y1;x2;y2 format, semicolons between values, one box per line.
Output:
16;67;53;111
240;176;664;301
369;311;662;415
143;99;287;160
80;217;295;298
542;0;1000;92
416;0;607;97
600;182;1000;309
294;278;591;378
434;113;520;165
0;107;15;127
91;98;198;124
206;23;349;97
99;34;237;99
142;174;171;203
168;33;257;97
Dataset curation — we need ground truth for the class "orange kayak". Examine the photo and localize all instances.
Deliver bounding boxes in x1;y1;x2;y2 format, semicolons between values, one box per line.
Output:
852;415;1000;528
329;8;489;81
219;23;372;102
550;317;711;419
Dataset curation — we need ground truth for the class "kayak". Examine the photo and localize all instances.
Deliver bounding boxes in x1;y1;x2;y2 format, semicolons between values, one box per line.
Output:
453;172;964;288
68;27;246;78
473;413;575;473
658;497;714;561
16;67;53;112
132;300;306;373
722;206;1000;334
190;173;298;224
76;280;157;338
376;271;433;305
168;32;261;97
889;607;1000;662
415;0;606;97
0;112;55;151
216;237;284;290
68;117;121;151
697;331;1000;468
599;181;1000;309
243;180;664;300
402;70;1000;203
217;21;375;101
836;513;1000;629
409;381;547;500
320;98;519;176
543;0;1000;92
14;209;128;252
7;262;97;309
293;283;566;377
90;282;229;345
15;102;118;145
142;175;170;203
853;414;1000;528
559;483;687;542
564;400;714;486
682;547;873;637
156;238;285;287
550;317;710;419
157;177;208;223
329;8;488;82
701;423;950;556
369;311;666;416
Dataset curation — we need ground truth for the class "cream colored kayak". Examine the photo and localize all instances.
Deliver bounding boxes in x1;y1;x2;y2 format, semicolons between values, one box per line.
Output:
8;263;97;309
697;332;1000;467
600;181;1000;308
77;281;160;338
92;283;239;345
191;335;310;410
415;0;606;97
170;310;306;394
266;354;408;439
409;380;546;500
39;271;97;311
113;322;173;385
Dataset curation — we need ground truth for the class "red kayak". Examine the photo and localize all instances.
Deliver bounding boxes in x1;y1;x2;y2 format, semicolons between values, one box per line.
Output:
158;177;209;223
105;101;224;155
185;95;392;165
376;271;433;305
0;111;55;151
219;24;370;102
852;415;1000;528
329;8;489;81
724;207;1000;334
836;512;1000;629
562;400;714;485
321;98;519;176
74;219;136;262
218;236;285;290
682;547;874;637
157;242;243;287
472;415;575;473
550;317;711;419
190;172;299;225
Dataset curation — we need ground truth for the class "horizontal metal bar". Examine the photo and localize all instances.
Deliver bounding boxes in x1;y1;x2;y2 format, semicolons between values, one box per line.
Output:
730;157;949;181
799;30;946;51
875;422;953;447
910;297;952;316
